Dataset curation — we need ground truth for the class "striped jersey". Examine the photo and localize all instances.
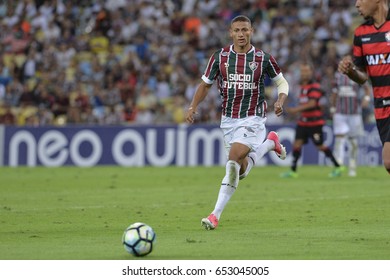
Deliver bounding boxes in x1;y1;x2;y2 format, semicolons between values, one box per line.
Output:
333;71;362;115
353;12;390;120
298;81;325;127
201;45;282;118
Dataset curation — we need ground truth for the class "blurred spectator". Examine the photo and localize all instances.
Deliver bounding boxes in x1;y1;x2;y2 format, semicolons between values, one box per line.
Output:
0;104;16;125
0;0;374;126
123;97;137;123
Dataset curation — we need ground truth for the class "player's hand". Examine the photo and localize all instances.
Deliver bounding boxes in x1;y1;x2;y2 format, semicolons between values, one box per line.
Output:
338;56;354;75
185;106;197;123
361;96;371;109
274;101;284;117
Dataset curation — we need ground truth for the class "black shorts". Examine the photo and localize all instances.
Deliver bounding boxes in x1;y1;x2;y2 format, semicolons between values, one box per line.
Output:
376;116;390;145
295;125;324;145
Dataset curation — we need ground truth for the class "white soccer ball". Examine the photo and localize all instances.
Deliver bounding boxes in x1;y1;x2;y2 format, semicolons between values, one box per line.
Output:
122;222;156;257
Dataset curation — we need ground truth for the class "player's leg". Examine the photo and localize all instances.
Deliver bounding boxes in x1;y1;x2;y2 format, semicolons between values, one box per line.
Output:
334;135;346;166
383;142;390;174
232;116;283;181
347;114;364;176
333;113;349;165
376;117;390;175
202;117;252;230
312;125;344;177
382;120;390;174
348;137;358;177
239;122;284;180
202;142;249;230
280;125;304;178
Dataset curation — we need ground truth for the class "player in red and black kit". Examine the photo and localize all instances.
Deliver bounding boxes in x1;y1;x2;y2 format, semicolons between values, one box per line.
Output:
338;0;390;175
281;63;343;178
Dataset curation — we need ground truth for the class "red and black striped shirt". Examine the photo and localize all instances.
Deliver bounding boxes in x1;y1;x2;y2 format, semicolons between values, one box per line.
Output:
353;12;390;120
298;82;325;127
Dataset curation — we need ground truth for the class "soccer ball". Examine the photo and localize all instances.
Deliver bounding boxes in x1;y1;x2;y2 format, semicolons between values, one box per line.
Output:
122;222;156;257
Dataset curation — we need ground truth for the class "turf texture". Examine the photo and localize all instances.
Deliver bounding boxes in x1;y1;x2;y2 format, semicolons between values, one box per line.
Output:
0;166;389;260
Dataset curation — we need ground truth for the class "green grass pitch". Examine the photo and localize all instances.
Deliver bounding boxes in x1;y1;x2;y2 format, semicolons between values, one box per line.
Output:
0;165;389;260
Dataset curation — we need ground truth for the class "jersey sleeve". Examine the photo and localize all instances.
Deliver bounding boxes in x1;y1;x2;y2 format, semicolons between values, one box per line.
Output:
352;29;366;68
265;54;282;79
201;51;220;84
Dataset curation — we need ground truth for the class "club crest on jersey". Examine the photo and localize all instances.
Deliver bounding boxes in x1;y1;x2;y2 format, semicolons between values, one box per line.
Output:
249;62;259;71
221;51;229;56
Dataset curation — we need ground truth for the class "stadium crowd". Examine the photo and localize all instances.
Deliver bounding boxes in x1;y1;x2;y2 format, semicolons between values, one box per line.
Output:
0;0;374;126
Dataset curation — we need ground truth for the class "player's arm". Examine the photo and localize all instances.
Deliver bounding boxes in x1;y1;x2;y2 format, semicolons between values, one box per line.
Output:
186;80;212;123
287;99;317;114
329;87;338;115
272;74;289;117
338;56;368;85
361;82;371;108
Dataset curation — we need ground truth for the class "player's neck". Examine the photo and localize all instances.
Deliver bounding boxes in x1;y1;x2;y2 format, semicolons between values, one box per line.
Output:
373;4;389;27
233;44;252;54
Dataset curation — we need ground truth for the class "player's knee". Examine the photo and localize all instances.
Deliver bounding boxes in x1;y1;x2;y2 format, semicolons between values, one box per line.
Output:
383;160;390;175
383;144;390;175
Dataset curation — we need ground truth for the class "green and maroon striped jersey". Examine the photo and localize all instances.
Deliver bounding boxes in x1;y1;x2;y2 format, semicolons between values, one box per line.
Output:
333;71;362;115
202;45;282;118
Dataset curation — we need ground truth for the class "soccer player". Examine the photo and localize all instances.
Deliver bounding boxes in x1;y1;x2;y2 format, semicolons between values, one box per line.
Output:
330;69;371;177
185;15;289;230
338;0;390;175
280;63;343;178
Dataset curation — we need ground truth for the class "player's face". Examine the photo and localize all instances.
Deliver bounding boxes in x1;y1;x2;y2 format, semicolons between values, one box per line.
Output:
300;64;313;84
230;21;253;51
355;0;377;19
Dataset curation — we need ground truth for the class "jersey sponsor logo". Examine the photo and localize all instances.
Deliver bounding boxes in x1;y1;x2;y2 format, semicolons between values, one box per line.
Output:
338;86;357;97
223;73;258;89
385;32;390;42
361;37;371;42
366;53;390;65
255;51;263;57
228;73;251;81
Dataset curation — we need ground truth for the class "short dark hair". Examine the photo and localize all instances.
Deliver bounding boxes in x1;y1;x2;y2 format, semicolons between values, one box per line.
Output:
230;15;251;26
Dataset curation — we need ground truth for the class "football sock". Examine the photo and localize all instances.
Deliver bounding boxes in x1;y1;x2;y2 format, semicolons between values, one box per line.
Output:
239;152;256;180
334;136;346;165
239;138;274;180
255;139;274;159
212;160;240;220
323;147;340;167
349;137;358;170
291;148;301;172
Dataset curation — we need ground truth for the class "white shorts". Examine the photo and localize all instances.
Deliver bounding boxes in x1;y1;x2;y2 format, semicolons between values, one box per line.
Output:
333;113;364;138
220;115;267;156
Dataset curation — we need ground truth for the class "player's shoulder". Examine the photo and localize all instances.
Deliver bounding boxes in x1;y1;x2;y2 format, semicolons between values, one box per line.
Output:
307;82;323;92
311;82;322;88
353;16;378;38
252;47;273;61
210;46;230;58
